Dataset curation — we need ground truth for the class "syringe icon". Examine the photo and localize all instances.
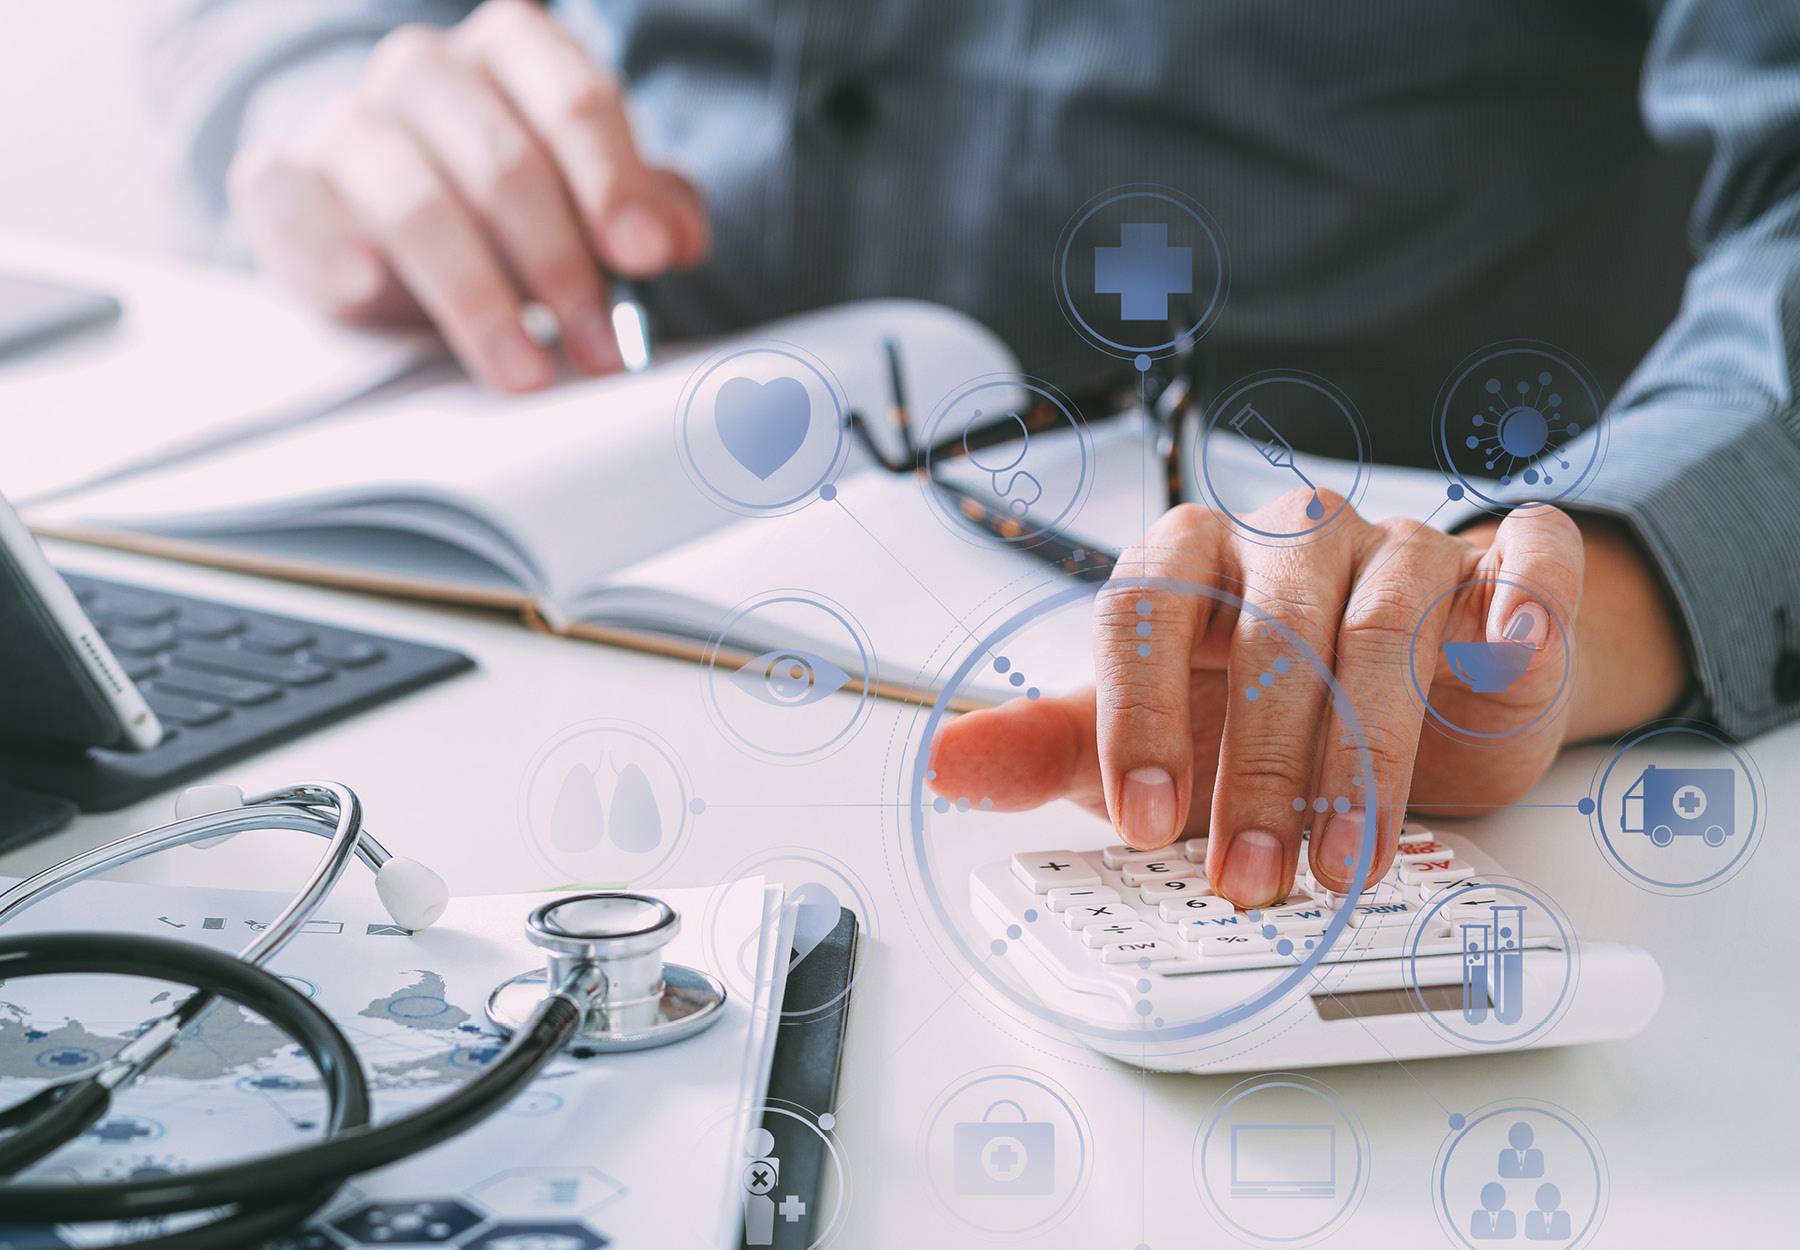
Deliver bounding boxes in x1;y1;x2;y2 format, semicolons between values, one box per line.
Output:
1229;403;1326;519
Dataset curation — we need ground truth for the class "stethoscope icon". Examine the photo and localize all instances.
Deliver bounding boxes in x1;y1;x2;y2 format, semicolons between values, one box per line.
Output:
964;408;1042;518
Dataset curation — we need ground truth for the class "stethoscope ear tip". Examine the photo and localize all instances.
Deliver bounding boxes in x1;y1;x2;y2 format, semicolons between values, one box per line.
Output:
376;856;450;931
177;784;247;849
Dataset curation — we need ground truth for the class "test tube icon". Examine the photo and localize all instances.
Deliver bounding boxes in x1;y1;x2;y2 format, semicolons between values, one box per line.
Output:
1460;923;1489;1024
1490;904;1525;1026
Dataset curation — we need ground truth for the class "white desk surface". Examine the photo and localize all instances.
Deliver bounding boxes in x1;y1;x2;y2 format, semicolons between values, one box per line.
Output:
7;539;1791;1248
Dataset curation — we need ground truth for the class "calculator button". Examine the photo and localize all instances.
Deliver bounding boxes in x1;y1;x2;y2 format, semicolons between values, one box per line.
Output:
311;637;387;668
1139;877;1211;903
1397;841;1455;863
238;621;316;654
1082;920;1158;949
1102;939;1179;963
1347;900;1420;928
1011;852;1102;893
1418;877;1500;906
1399;859;1463;885
171;604;243;641
1264;901;1335;931
1398;826;1434;845
142;688;230;728
1119;859;1196;887
1063;902;1133;930
153;669;283;708
1180;837;1209;864
1195;930;1275;957
1172;912;1265;940
1101;844;1170;869
1158;895;1235;923
169;642;334;686
1046;885;1120;912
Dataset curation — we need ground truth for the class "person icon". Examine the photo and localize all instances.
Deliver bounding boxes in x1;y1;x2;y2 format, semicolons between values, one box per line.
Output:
1498;1121;1545;1178
1526;1183;1572;1240
742;1127;779;1247
1470;1182;1517;1240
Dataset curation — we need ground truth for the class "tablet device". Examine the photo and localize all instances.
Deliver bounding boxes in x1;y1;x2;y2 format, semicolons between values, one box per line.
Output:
0;493;162;752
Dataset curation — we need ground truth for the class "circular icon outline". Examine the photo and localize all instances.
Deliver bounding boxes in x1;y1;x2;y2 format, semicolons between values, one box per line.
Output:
916;373;1095;550
1195;370;1372;544
1401;877;1580;1050
1191;1072;1371;1248
920;1066;1093;1237
1054;183;1230;360
699;847;880;1023
1433;1098;1608;1250
1432;341;1608;514
519;718;695;886
1586;719;1765;896
675;340;851;517
1404;570;1576;747
897;571;1385;1054
702;589;878;763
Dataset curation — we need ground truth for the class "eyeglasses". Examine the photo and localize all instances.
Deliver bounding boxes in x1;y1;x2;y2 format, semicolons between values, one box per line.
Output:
845;336;1201;578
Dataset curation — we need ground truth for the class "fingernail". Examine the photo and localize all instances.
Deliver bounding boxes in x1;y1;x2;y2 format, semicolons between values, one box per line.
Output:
605;202;674;273
567;301;622;373
485;324;552;392
1220;829;1285;907
1500;602;1547;649
1120;767;1175;849
1314;813;1363;886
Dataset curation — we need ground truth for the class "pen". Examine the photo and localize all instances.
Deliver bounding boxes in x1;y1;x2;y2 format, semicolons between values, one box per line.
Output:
608;277;652;373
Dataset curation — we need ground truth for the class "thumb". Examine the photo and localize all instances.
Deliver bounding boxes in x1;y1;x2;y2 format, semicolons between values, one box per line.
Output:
1476;503;1584;672
928;688;1103;815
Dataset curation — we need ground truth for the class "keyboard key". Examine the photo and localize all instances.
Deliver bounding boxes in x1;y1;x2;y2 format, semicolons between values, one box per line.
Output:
153;669;283;707
143;688;230;728
1082;920;1157;949
102;623;176;655
1398;841;1455;863
1181;838;1209;864
171;604;243;641
1418;876;1500;906
122;654;162;683
1101;939;1179;963
1012;852;1101;893
168;641;335;686
311;637;387;668
1174;911;1266;937
83;587;176;625
1046;885;1120;912
1264;901;1335;931
238;621;316;654
1063;902;1134;930
1159;895;1235;923
1195;930;1274;957
1139;877;1211;903
1398;826;1434;845
1119;859;1196;887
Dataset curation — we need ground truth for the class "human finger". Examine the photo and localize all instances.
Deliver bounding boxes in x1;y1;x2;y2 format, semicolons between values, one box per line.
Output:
1205;491;1352;908
299;95;553;392
361;24;620;373
929;689;1103;814
1308;519;1468;894
1094;505;1229;851
458;0;709;275
228;145;398;320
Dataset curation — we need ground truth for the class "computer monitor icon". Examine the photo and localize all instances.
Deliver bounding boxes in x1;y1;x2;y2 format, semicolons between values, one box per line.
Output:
1229;1124;1336;1198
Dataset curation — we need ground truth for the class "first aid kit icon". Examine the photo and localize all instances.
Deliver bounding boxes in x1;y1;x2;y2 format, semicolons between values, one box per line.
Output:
1620;764;1734;847
953;1099;1055;1195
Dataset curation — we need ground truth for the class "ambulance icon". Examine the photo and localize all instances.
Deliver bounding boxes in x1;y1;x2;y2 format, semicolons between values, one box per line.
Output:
1620;764;1734;848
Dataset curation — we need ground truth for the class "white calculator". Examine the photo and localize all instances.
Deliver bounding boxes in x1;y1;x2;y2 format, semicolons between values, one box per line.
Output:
970;825;1662;1073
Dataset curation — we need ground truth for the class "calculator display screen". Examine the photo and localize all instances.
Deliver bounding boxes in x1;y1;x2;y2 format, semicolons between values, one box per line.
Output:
1311;983;1468;1021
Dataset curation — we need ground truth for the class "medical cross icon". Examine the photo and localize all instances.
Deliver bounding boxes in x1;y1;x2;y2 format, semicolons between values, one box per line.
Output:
989;1141;1021;1175
1676;786;1704;815
1094;223;1192;321
778;1195;806;1221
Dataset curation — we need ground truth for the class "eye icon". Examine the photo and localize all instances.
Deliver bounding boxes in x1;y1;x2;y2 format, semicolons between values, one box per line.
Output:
730;649;854;706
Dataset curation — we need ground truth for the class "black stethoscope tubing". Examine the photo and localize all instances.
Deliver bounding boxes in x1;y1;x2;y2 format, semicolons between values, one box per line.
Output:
0;931;580;1248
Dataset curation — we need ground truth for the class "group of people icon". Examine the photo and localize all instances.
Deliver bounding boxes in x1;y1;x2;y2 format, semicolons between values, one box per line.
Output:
1470;1123;1573;1240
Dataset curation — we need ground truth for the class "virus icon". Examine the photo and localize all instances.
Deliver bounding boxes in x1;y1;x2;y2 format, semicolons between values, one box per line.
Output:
1466;370;1581;487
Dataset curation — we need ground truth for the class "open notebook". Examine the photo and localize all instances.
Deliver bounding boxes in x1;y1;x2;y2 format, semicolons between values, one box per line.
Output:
26;300;1134;706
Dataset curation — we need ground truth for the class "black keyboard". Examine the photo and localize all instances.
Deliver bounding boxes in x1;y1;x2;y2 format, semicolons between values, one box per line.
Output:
0;573;474;813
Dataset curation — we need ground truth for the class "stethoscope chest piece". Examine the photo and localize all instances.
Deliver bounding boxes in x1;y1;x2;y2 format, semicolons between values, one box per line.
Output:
486;892;728;1052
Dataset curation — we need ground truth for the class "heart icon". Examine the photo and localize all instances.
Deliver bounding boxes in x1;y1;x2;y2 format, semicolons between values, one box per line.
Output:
715;375;811;480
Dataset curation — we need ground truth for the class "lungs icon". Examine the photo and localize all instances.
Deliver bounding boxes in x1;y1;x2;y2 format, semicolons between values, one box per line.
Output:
547;758;664;854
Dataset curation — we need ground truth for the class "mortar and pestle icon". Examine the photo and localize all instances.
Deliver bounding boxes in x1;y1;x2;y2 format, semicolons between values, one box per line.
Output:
1442;612;1536;693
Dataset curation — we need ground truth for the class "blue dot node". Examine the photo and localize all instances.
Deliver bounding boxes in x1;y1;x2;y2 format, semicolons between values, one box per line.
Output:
1446;483;1466;501
1334;796;1350;813
932;797;950;813
1136;999;1153;1016
1136;621;1152;637
955;797;971;812
980;797;994;811
1245;687;1259;700
1136;599;1153;616
1577;797;1596;815
1027;687;1041;700
1134;353;1152;372
1448;1112;1466;1130
1273;657;1290;673
1136;978;1152;993
1259;672;1275;686
1313;797;1328;813
1009;672;1024;686
689;798;707;814
1291;797;1306;811
993;657;1011;673
819;1112;836;1130
1262;925;1278;939
1023;908;1038;922
1276;939;1294;956
1140;644;1153;658
990;939;1007;956
1138;956;1153;970
1007;924;1022;939
819;483;837;501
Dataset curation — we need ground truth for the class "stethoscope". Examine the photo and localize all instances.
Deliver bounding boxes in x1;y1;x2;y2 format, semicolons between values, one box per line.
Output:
0;780;726;1250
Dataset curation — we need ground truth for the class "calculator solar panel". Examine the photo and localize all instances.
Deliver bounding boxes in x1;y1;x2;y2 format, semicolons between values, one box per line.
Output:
0;573;473;812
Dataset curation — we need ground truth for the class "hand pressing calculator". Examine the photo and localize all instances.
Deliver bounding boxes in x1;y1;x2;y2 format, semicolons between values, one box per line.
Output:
970;825;1662;1072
